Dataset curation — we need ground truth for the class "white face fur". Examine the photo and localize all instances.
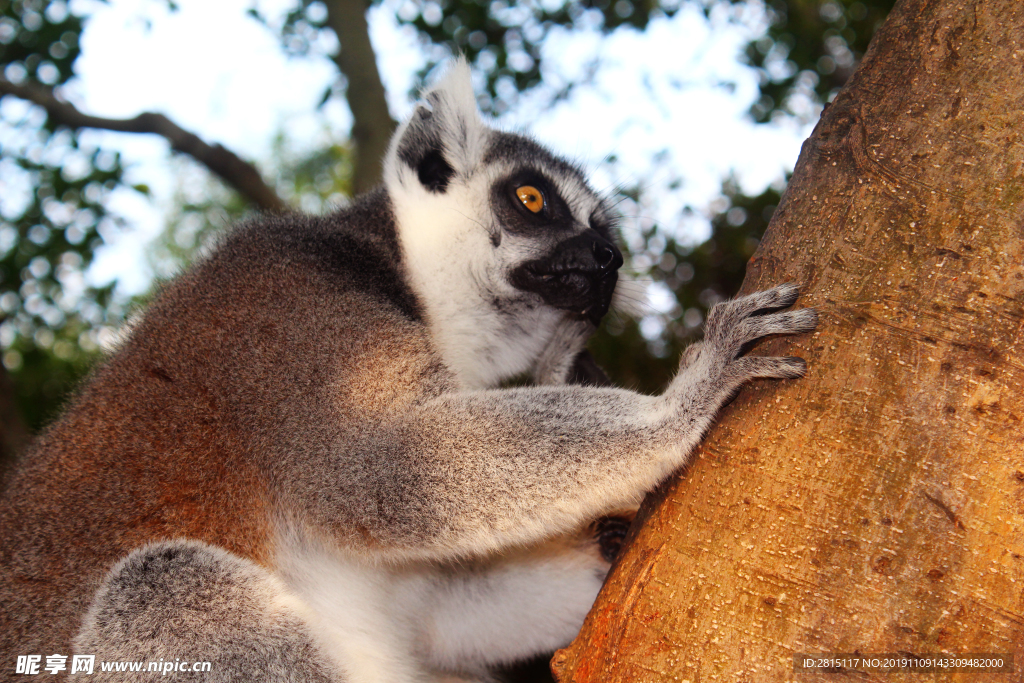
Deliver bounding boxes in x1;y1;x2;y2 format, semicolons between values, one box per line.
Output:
385;59;631;389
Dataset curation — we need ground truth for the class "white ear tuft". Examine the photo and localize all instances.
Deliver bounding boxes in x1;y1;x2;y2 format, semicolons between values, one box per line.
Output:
425;56;478;122
384;57;489;195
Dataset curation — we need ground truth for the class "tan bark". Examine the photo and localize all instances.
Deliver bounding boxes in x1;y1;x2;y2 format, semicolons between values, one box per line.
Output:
553;0;1024;680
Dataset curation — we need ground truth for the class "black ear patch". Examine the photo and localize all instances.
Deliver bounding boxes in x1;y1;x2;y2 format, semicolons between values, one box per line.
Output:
417;149;455;193
395;103;456;194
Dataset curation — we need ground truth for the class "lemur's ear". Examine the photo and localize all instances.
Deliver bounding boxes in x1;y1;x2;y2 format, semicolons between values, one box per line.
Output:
385;57;487;194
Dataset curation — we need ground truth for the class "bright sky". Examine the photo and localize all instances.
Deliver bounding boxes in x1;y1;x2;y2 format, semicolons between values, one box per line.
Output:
63;0;814;295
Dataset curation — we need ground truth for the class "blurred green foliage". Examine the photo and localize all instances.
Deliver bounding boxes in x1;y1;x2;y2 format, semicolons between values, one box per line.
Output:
251;0;683;116
741;0;896;122
0;0;133;431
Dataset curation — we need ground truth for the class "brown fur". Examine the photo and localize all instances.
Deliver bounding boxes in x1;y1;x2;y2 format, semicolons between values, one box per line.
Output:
0;195;425;663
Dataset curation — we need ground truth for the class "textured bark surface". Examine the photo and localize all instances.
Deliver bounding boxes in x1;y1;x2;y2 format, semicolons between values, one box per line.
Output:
553;0;1024;680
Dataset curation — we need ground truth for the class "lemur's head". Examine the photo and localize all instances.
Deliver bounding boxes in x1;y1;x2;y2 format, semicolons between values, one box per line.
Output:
385;59;628;388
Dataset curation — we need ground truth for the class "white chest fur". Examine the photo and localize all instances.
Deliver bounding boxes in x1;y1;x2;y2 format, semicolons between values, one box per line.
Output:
272;525;606;682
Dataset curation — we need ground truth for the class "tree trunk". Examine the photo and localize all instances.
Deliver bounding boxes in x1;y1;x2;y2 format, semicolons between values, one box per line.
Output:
553;0;1024;680
325;0;397;195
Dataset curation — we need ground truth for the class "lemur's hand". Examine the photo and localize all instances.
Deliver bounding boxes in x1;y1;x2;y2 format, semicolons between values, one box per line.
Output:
668;284;818;402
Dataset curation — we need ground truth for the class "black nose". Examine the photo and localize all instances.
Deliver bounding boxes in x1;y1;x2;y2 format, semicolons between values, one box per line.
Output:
519;231;622;276
590;235;623;272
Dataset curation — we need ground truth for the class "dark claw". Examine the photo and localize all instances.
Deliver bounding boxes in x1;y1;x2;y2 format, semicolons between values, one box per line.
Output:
594;515;634;563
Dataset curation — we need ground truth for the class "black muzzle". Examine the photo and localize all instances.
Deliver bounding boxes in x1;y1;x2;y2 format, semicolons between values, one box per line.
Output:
510;231;623;325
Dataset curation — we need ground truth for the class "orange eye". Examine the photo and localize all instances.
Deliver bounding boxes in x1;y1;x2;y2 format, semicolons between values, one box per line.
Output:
516;186;545;213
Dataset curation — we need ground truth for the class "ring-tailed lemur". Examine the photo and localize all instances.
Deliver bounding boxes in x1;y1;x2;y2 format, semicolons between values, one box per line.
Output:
0;60;816;682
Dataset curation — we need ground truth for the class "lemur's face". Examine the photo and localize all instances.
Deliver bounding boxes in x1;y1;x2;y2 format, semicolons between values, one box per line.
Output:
385;61;632;386
387;96;624;329
486;134;623;326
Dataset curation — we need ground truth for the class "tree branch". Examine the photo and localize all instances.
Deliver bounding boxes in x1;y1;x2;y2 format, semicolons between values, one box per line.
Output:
324;0;397;195
0;79;289;213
